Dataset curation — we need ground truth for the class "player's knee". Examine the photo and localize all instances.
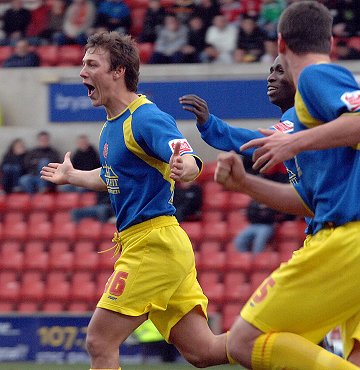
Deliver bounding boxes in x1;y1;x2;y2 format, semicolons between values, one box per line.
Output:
85;332;104;359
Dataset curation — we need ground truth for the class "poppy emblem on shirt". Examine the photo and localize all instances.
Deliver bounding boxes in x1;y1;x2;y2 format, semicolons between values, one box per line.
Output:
103;143;108;159
168;139;193;155
341;90;360;111
272;120;294;133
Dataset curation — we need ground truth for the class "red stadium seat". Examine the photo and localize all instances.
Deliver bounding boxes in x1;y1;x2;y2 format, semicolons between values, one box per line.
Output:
73;248;99;271
17;302;39;312
55;192;81;210
45;273;70;302
52;221;76;241
97;242;116;271
0;248;24;271
250;271;270;293
99;222;117;242
5;193;31;212
23;241;48;272
222;303;243;331
27;221;52;241
201;211;224;223
52;211;71;225
0;46;13;65
228;192;251;210
2;220;27;241
79;191;97;207
30;193;55;213
225;251;254;274
57;45;84;66
0;302;14;312
28;211;49;225
70;273;96;302
76;219;102;240
48;247;74;271
37;45;59;66
67;302;91;312
179;221;203;245
199;249;226;271
3;211;24;224
21;274;45;302
201;221;228;243
42;302;65;312
202;190;230;212
252;251;280;273
0;279;20;302
224;272;251;303
131;8;147;37
138;42;154;64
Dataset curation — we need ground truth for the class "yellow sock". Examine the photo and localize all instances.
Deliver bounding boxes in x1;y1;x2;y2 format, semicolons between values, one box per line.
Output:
252;332;360;369
226;331;238;365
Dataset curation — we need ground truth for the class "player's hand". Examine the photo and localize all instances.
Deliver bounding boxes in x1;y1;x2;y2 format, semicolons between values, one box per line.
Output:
170;142;184;181
40;152;74;185
240;129;297;173
215;151;247;192
179;94;209;125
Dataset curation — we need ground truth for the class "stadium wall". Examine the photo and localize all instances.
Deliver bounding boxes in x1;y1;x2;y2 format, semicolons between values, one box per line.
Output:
0;61;359;162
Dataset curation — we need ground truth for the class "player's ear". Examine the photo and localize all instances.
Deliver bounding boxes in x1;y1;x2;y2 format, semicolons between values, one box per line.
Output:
278;34;286;54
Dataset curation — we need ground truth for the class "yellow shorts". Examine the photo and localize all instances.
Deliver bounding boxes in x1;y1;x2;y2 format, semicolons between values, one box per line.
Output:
97;215;208;342
241;221;360;359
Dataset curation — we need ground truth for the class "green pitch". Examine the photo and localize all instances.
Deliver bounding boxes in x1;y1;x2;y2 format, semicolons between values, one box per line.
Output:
0;363;245;370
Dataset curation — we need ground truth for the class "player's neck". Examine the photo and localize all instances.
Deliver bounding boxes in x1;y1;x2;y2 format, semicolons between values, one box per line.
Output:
287;52;331;87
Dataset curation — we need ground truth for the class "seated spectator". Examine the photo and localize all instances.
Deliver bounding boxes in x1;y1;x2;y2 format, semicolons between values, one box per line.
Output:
234;13;266;63
53;0;96;45
19;131;60;193
1;0;31;46
220;0;243;25
201;14;237;63
138;0;166;44
59;134;100;192
193;0;220;29
94;0;131;34
26;0;51;45
335;39;360;60
179;15;206;63
257;0;284;40
169;0;196;25
3;38;40;67
328;0;360;37
37;0;67;45
1;138;27;193
234;199;279;254
173;180;202;222
71;191;113;223
149;14;188;64
260;35;278;63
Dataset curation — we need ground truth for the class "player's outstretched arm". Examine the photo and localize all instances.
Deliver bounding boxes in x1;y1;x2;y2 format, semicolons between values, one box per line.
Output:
40;152;107;191
241;115;360;173
215;151;312;217
179;94;209;125
170;142;199;182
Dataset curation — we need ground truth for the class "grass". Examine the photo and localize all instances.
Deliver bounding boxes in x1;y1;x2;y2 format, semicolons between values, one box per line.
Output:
0;363;243;370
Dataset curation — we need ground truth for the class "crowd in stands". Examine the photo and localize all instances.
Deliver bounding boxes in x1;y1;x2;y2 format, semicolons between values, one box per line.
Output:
0;0;358;67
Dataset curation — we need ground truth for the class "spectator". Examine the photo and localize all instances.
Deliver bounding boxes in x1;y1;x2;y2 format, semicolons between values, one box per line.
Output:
26;0;51;45
71;190;113;223
193;0;220;29
233;198;279;254
234;13;266;63
59;134;100;192
149;14;188;64
53;0;96;45
19;131;60;193
179;15;206;63
169;0;196;25
201;14;237;63
173;180;203;222
260;35;278;63
138;0;166;44
94;0;131;34
220;0;243;25
1;0;31;45
258;0;285;40
327;0;360;37
0;138;27;193
335;39;360;60
3;38;40;67
37;0;67;45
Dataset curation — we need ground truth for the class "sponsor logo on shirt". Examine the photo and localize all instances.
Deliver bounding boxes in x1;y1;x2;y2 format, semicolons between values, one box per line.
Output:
341;90;360;111
168;139;193;155
272;120;294;133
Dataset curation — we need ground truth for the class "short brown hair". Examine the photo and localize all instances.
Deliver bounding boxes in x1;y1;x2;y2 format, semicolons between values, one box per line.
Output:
85;32;140;92
278;1;332;55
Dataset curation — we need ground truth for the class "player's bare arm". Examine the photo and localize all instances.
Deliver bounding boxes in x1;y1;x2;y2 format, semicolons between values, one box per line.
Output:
241;115;360;172
40;151;107;191
170;141;199;182
179;94;209;125
215;151;313;217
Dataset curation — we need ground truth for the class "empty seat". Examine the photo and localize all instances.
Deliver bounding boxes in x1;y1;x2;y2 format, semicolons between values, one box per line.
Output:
0;302;14;312
67;302;91;312
2;220;27;241
30;193;55;213
225;251;253;273
42;302;65;312
79;191;97;207
55;192;81;210
73;248;99;271
57;45;84;66
224;272;251;302
201;221;228;243
23;241;48;272
0;279;20;302
28;211;49;225
48;247;74;271
17;302;39;312
70;273;96;302
37;45;59;66
222;303;243;331
228;192;251;209
199;250;226;271
179;221;203;245
45;273;70;302
250;271;270;293
99;222;118;241
202;191;230;212
3;211;24;224
5;193;31;212
52;221;76;241
76;219;102;240
252;251;280;273
27;221;52;241
0;248;24;270
97;242;116;270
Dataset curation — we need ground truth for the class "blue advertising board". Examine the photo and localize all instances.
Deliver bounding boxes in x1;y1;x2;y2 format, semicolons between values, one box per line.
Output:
48;80;280;122
0;315;141;364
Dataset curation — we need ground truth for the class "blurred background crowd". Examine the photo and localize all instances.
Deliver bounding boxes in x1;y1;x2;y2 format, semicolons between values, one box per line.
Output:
0;0;359;67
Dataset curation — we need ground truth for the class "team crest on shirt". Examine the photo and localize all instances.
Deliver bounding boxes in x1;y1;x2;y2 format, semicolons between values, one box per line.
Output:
103;142;108;159
341;90;360;111
271;120;294;133
168;139;193;154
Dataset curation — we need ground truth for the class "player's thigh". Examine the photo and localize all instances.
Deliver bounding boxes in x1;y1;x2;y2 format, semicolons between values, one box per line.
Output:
242;225;360;342
87;307;147;348
348;340;360;366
